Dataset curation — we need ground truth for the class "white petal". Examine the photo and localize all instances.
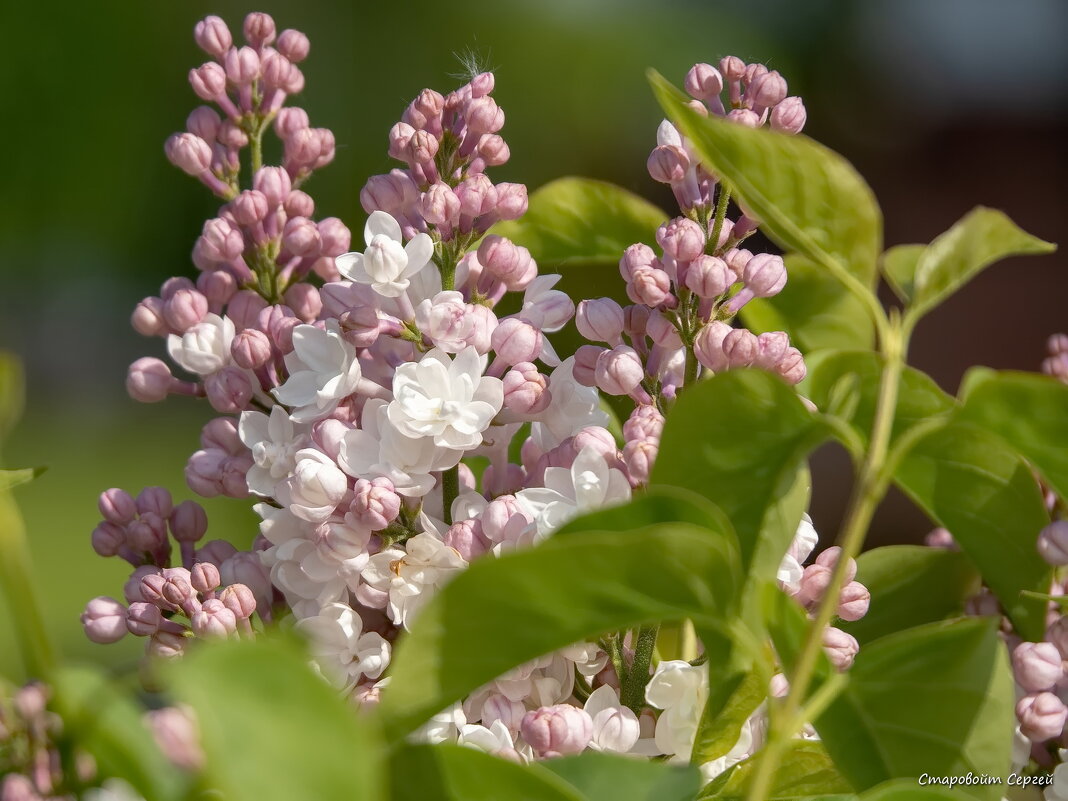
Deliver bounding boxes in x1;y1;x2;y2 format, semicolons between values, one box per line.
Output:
365;210;402;244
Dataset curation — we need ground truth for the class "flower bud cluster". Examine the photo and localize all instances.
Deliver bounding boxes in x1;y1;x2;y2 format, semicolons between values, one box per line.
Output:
1043;333;1068;383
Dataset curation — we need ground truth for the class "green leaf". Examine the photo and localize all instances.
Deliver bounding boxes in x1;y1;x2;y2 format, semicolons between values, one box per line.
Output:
492;177;668;269
816;618;1015;800
743;255;875;353
51;666;186;801
859;781;960;800
545;750;703;801
699;740;853;800
763;583;833;682
555;485;732;538
0;352;25;444
842;546;980;645
957;370;1068;501
0;466;46;491
380;521;742;741
879;244;925;305
909;207;1055;320
391;744;583;801
690;664;768;767
168;635;384;801
649;71;882;285
894;421;1052;641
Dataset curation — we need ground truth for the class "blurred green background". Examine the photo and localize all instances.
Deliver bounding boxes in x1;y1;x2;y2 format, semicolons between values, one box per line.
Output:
1;0;1066;679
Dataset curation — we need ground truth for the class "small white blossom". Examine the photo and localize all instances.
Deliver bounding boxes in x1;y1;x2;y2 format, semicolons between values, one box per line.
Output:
387;346;504;450
254;503;311;547
584;685;640;753
335;211;434;298
414;703;467;744
166;313;234;376
645;660;709;759
239;406;308;496
296;602;391;691
777;513;819;594
458;720;524;760
261;537;350;617
414;290;472;353
360;532;467;629
272;321;363;423
275;448;348;523
530;357;609;451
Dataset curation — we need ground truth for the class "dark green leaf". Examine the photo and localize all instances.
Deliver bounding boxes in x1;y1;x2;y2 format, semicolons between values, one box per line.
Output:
649;71;881;284
51;666;186;801
879;244;925;305
894;422;1051;641
816;618;1015;800
957;370;1068;501
842;546;980;645
545;749;702;801
0;466;46;491
743;255;875;353
699;740;853;800
168;635;384;801
380;522;742;741
690;664;768;767
910;207;1055;320
0;352;25;444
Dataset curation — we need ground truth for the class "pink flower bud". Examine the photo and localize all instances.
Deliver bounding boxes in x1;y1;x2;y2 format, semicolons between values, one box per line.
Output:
492;318;543;366
464;304;498;354
657;217;706;262
685;62;725;102
231;190;269;226
163;289;209;333
647;145;689;184
281;217;320;258
165;133;212;176
146;706;205;772
723;328;758;367
350;478;401;531
230;328;272;369
1017;692;1068;742
159;567;195;607
626;267;671;307
623;304;651;339
494;183;528;221
277;29;310;63
226;290;269;331
837;581;871;622
420;182;461;228
619;243;657;281
521;705;593;757
623;439;657;486
217;119;248;149
127;357;175;403
693;321;732;372
189;62;228;102
576;298;625;344
623;405;664;443
443;519;490;561
91;521;126;557
770;97;807;134
197;271;237;311
685;255;731;298
645;312;682;349
743;254;787;298
99;488;136;525
503;362;551;415
481;694;526;733
205;367;254;413
242;12;276;48
727;108;761;128
746;70;788;111
595;346;645;396
477;134;510;167
283;283;322;323
822;626;859;671
478;235;523;282
124;566;160;604
1038;521;1068;566
778;347;806;385
126;602;163;637
573;345;603;387
194;15;232;59
1013;641;1064;693
455;174;498;218
284;190;316;219
753;331;790;370
170;500;208;544
190;562;221;594
815;546;858;582
200;217;244;262
314;218;350;259
148;631;187;661
796;564;832;606
132;297;167;337
274;108;310;140
191;598;237;639
219;583;258;619
253;166;292;208
81;597;128;644
465;96;505;134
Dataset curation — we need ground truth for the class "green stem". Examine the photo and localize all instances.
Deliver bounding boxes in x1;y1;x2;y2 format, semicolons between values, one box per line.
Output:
441;466;459;526
683;344;699;389
605;635;628;689
250;116;265;177
708;186;732;256
622;624;659;714
0;488;55;678
744;313;906;801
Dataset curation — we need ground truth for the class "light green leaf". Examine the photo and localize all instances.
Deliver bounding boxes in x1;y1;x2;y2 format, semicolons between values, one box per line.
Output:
743;255;875;353
168;635;384;801
816;618;1015;800
957;370;1068;501
0;352;25;444
690;663;768;767
842;546;980;645
894;422;1052;641
51;666;187;801
699;740;853;800
860;780;960;800
649;71;882;285
545;749;703;801
555;485;732;538
879;244;925;305
391;744;583;801
909;207;1055;320
492;177;668;269
380;521;742;741
0;466;47;491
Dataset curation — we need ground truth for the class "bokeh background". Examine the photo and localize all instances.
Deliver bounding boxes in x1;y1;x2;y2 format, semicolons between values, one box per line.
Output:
1;0;1066;679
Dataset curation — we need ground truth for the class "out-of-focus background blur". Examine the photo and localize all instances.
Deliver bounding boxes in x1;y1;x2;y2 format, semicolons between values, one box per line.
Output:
1;0;1065;679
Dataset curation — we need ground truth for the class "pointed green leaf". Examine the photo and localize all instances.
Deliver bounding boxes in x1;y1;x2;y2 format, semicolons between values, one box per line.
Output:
860;780;960;800
0;466;47;491
544;750;702;801
879;244;925;305
699;740;853;800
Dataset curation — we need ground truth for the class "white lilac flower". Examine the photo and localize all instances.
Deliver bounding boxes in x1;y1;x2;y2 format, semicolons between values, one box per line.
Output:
387;346;504;450
239;406;308;496
414;290;472;353
583;685;640;753
339;399;462;497
458;720;524;760
560;642;609;677
274;448;348;523
166;313;235;375
516;274;575;366
414;703;467;744
360;531;467;629
254;503;311;547
272;320;363;423
335;210;434;298
261;537;351;618
645;659;709;759
530;357;609;451
492;653;575;707
83;780;146;801
296;602;391;691
777;513;819;594
516;446;631;539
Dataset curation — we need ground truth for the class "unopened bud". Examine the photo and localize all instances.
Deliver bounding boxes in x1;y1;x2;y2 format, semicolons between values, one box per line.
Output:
81;597;128;644
1013;641;1064;693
